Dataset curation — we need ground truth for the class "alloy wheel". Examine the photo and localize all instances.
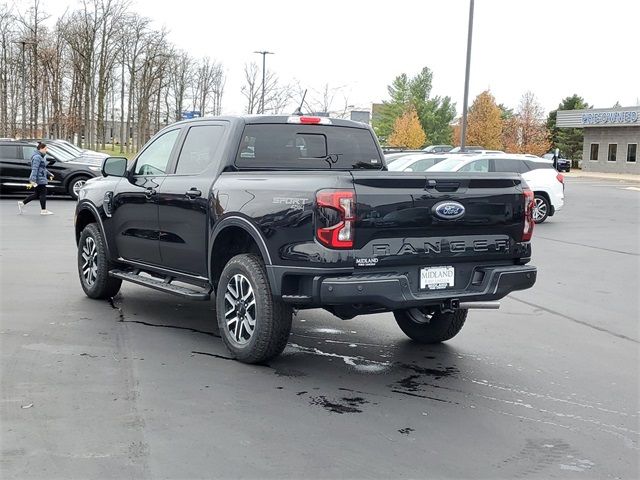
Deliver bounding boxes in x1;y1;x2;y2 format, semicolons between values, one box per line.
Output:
533;197;548;222
224;274;256;345
81;236;98;286
72;179;87;197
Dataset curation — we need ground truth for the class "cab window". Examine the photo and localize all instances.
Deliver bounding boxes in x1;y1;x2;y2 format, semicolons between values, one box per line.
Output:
174;125;225;175
134;129;180;176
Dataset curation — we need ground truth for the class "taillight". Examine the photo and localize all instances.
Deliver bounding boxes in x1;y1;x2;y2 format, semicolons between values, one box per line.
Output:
556;173;564;184
316;190;355;249
522;188;535;242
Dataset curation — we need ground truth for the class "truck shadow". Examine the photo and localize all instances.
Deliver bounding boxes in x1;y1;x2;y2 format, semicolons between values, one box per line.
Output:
107;287;475;414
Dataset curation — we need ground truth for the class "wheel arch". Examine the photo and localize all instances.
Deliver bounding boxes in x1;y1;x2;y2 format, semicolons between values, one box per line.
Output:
75;202;112;257
209;217;272;287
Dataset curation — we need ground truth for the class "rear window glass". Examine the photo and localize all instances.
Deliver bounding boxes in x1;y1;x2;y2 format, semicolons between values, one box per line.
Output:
0;145;19;158
493;158;530;174
235;124;383;170
526;161;554;170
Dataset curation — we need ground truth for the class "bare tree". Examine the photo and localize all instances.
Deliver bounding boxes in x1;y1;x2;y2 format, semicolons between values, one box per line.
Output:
169;51;192;121
240;62;260;114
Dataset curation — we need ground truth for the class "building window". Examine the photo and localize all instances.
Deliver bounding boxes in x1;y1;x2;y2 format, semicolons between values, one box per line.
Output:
627;144;637;163
608;144;617;162
590;143;599;161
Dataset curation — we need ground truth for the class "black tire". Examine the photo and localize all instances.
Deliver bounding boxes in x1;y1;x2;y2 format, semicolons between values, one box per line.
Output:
216;254;292;364
394;308;468;344
77;223;122;299
68;175;91;200
532;194;550;224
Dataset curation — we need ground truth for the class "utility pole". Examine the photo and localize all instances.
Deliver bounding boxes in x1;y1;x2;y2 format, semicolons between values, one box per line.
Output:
460;0;474;150
254;50;274;114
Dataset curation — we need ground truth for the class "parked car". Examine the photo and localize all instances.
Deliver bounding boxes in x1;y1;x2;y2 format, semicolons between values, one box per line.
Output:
387;153;450;172
422;144;453;153
28;139;109;160
427;154;564;223
448;145;485;153
0;140;102;199
542;153;571;172
74;115;537;364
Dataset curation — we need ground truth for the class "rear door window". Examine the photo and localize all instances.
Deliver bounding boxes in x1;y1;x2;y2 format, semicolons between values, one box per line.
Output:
492;158;530;174
174;125;225;175
235;124;383;170
0;145;19;159
459;159;489;172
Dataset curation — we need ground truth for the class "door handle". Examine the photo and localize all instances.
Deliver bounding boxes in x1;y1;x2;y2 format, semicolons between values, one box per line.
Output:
185;188;202;199
144;187;157;198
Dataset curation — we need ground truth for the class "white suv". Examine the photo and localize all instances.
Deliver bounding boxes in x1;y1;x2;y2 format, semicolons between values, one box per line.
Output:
426;154;564;223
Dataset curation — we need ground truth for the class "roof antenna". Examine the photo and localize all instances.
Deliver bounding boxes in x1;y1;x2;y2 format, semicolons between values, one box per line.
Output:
292;89;307;116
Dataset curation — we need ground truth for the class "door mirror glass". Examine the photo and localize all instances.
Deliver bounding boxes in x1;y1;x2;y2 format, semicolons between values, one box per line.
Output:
102;156;128;177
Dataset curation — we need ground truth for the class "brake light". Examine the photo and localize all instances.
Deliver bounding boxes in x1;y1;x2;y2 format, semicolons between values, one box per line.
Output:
522;188;535;242
316;190;355;249
287;116;332;125
556;173;564;184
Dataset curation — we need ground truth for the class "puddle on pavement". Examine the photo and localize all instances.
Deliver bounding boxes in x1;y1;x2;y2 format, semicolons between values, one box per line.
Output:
309;395;369;414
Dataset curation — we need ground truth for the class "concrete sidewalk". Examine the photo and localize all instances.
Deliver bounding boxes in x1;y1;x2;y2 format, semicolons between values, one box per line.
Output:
564;170;640;183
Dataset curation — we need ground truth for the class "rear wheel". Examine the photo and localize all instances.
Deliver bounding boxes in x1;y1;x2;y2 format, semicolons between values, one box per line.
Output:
394;308;468;344
68;175;91;200
216;254;292;364
78;223;122;299
532;194;550;223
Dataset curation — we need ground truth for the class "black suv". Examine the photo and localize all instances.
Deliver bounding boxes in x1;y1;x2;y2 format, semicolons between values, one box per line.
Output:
0;140;102;199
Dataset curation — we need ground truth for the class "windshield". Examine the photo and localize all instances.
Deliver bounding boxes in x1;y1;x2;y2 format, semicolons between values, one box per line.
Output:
47;145;75;162
55;141;83;156
426;157;468;172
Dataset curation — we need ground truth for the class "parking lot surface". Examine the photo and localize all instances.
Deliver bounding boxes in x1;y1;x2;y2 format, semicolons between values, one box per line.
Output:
1;177;639;479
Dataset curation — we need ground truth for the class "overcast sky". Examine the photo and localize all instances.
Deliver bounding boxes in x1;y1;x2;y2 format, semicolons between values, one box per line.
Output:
37;0;640;116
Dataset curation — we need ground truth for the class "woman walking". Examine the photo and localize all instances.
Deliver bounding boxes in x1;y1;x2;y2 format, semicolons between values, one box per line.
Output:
18;142;54;215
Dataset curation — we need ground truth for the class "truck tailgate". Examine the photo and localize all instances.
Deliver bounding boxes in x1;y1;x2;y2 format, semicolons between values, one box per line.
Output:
351;171;529;269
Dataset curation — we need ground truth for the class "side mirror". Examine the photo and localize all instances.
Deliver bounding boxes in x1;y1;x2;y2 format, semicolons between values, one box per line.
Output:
102;156;128;178
46;156;56;165
404;167;414;172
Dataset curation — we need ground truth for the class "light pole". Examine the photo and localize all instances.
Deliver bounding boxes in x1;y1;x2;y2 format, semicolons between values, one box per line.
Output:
254;50;274;114
460;0;474;150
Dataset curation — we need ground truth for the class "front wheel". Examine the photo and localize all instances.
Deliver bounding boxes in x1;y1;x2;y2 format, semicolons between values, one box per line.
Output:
77;223;122;299
68;175;91;200
394;308;468;344
532;194;550;224
216;254;292;364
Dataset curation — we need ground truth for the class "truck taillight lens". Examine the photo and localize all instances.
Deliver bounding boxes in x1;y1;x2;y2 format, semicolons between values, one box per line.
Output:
556;173;564;184
316;190;355;249
523;188;535;242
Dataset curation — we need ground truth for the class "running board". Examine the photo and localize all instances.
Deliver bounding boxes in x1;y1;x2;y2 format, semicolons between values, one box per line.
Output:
109;269;211;301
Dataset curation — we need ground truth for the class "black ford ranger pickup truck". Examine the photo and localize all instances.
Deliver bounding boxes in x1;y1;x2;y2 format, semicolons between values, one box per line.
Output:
75;115;537;364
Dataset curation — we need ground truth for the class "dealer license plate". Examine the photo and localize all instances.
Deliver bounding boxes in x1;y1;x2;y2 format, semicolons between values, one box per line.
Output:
420;266;455;290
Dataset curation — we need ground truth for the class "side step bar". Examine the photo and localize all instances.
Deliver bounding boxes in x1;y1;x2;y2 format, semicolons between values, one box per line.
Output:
109;269;212;301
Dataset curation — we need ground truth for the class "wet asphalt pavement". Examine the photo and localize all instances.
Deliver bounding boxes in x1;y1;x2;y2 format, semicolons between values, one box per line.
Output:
1;178;639;479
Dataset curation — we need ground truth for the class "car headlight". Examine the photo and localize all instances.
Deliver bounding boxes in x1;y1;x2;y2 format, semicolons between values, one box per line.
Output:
89;166;101;172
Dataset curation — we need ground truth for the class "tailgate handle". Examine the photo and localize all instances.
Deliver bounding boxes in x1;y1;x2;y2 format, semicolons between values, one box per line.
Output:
425;180;460;192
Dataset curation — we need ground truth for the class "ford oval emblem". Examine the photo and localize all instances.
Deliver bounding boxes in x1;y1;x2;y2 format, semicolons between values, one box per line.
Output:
434;201;465;220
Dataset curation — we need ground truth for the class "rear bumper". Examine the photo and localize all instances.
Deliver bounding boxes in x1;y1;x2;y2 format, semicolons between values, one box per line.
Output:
268;264;536;310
